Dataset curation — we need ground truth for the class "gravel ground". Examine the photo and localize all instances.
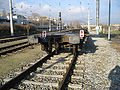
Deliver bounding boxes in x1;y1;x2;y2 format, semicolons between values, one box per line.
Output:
0;44;47;88
0;44;47;77
80;32;120;89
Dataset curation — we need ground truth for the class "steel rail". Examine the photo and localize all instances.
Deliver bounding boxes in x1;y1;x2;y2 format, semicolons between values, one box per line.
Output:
0;41;28;51
0;36;27;43
0;51;55;90
0;42;30;56
58;45;78;89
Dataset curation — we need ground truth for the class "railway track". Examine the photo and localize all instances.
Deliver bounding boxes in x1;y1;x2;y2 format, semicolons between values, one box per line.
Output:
0;36;27;44
0;29;89;89
0;39;31;56
68;54;86;89
0;44;84;90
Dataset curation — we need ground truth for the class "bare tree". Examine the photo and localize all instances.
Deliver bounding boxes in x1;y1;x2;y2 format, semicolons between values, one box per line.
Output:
1;9;6;17
72;21;81;29
32;13;40;18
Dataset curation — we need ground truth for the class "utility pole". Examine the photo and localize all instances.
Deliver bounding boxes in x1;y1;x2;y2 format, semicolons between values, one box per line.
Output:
88;8;91;32
49;7;51;31
9;0;14;36
96;0;99;35
49;17;51;31
58;12;62;32
57;19;59;30
108;0;111;40
62;21;64;30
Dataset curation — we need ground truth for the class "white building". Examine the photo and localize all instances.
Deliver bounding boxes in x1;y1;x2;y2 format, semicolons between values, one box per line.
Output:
7;14;29;25
0;16;9;24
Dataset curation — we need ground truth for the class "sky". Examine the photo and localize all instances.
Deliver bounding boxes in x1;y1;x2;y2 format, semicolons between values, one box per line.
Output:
0;0;120;25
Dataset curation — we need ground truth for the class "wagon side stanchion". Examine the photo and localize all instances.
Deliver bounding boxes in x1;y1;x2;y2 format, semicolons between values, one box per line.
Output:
48;38;52;54
54;38;60;55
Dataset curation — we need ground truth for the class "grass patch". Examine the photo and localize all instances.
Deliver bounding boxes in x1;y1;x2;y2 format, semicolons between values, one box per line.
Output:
114;30;120;34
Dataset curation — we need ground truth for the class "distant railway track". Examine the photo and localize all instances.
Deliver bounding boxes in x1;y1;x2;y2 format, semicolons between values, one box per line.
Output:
0;39;31;56
0;36;27;44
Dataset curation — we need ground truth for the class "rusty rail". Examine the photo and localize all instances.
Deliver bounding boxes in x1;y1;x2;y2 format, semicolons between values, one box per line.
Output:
0;42;30;56
58;45;78;89
0;36;27;43
0;51;55;90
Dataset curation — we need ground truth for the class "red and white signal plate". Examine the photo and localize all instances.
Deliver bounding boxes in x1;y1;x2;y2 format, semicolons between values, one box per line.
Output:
80;30;84;38
42;31;46;38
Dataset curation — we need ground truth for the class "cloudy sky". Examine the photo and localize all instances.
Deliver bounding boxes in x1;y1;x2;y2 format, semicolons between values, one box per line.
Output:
0;0;120;24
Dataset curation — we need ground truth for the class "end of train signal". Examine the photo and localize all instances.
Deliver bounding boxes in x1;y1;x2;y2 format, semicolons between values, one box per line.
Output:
42;31;47;42
42;31;46;38
80;30;84;39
